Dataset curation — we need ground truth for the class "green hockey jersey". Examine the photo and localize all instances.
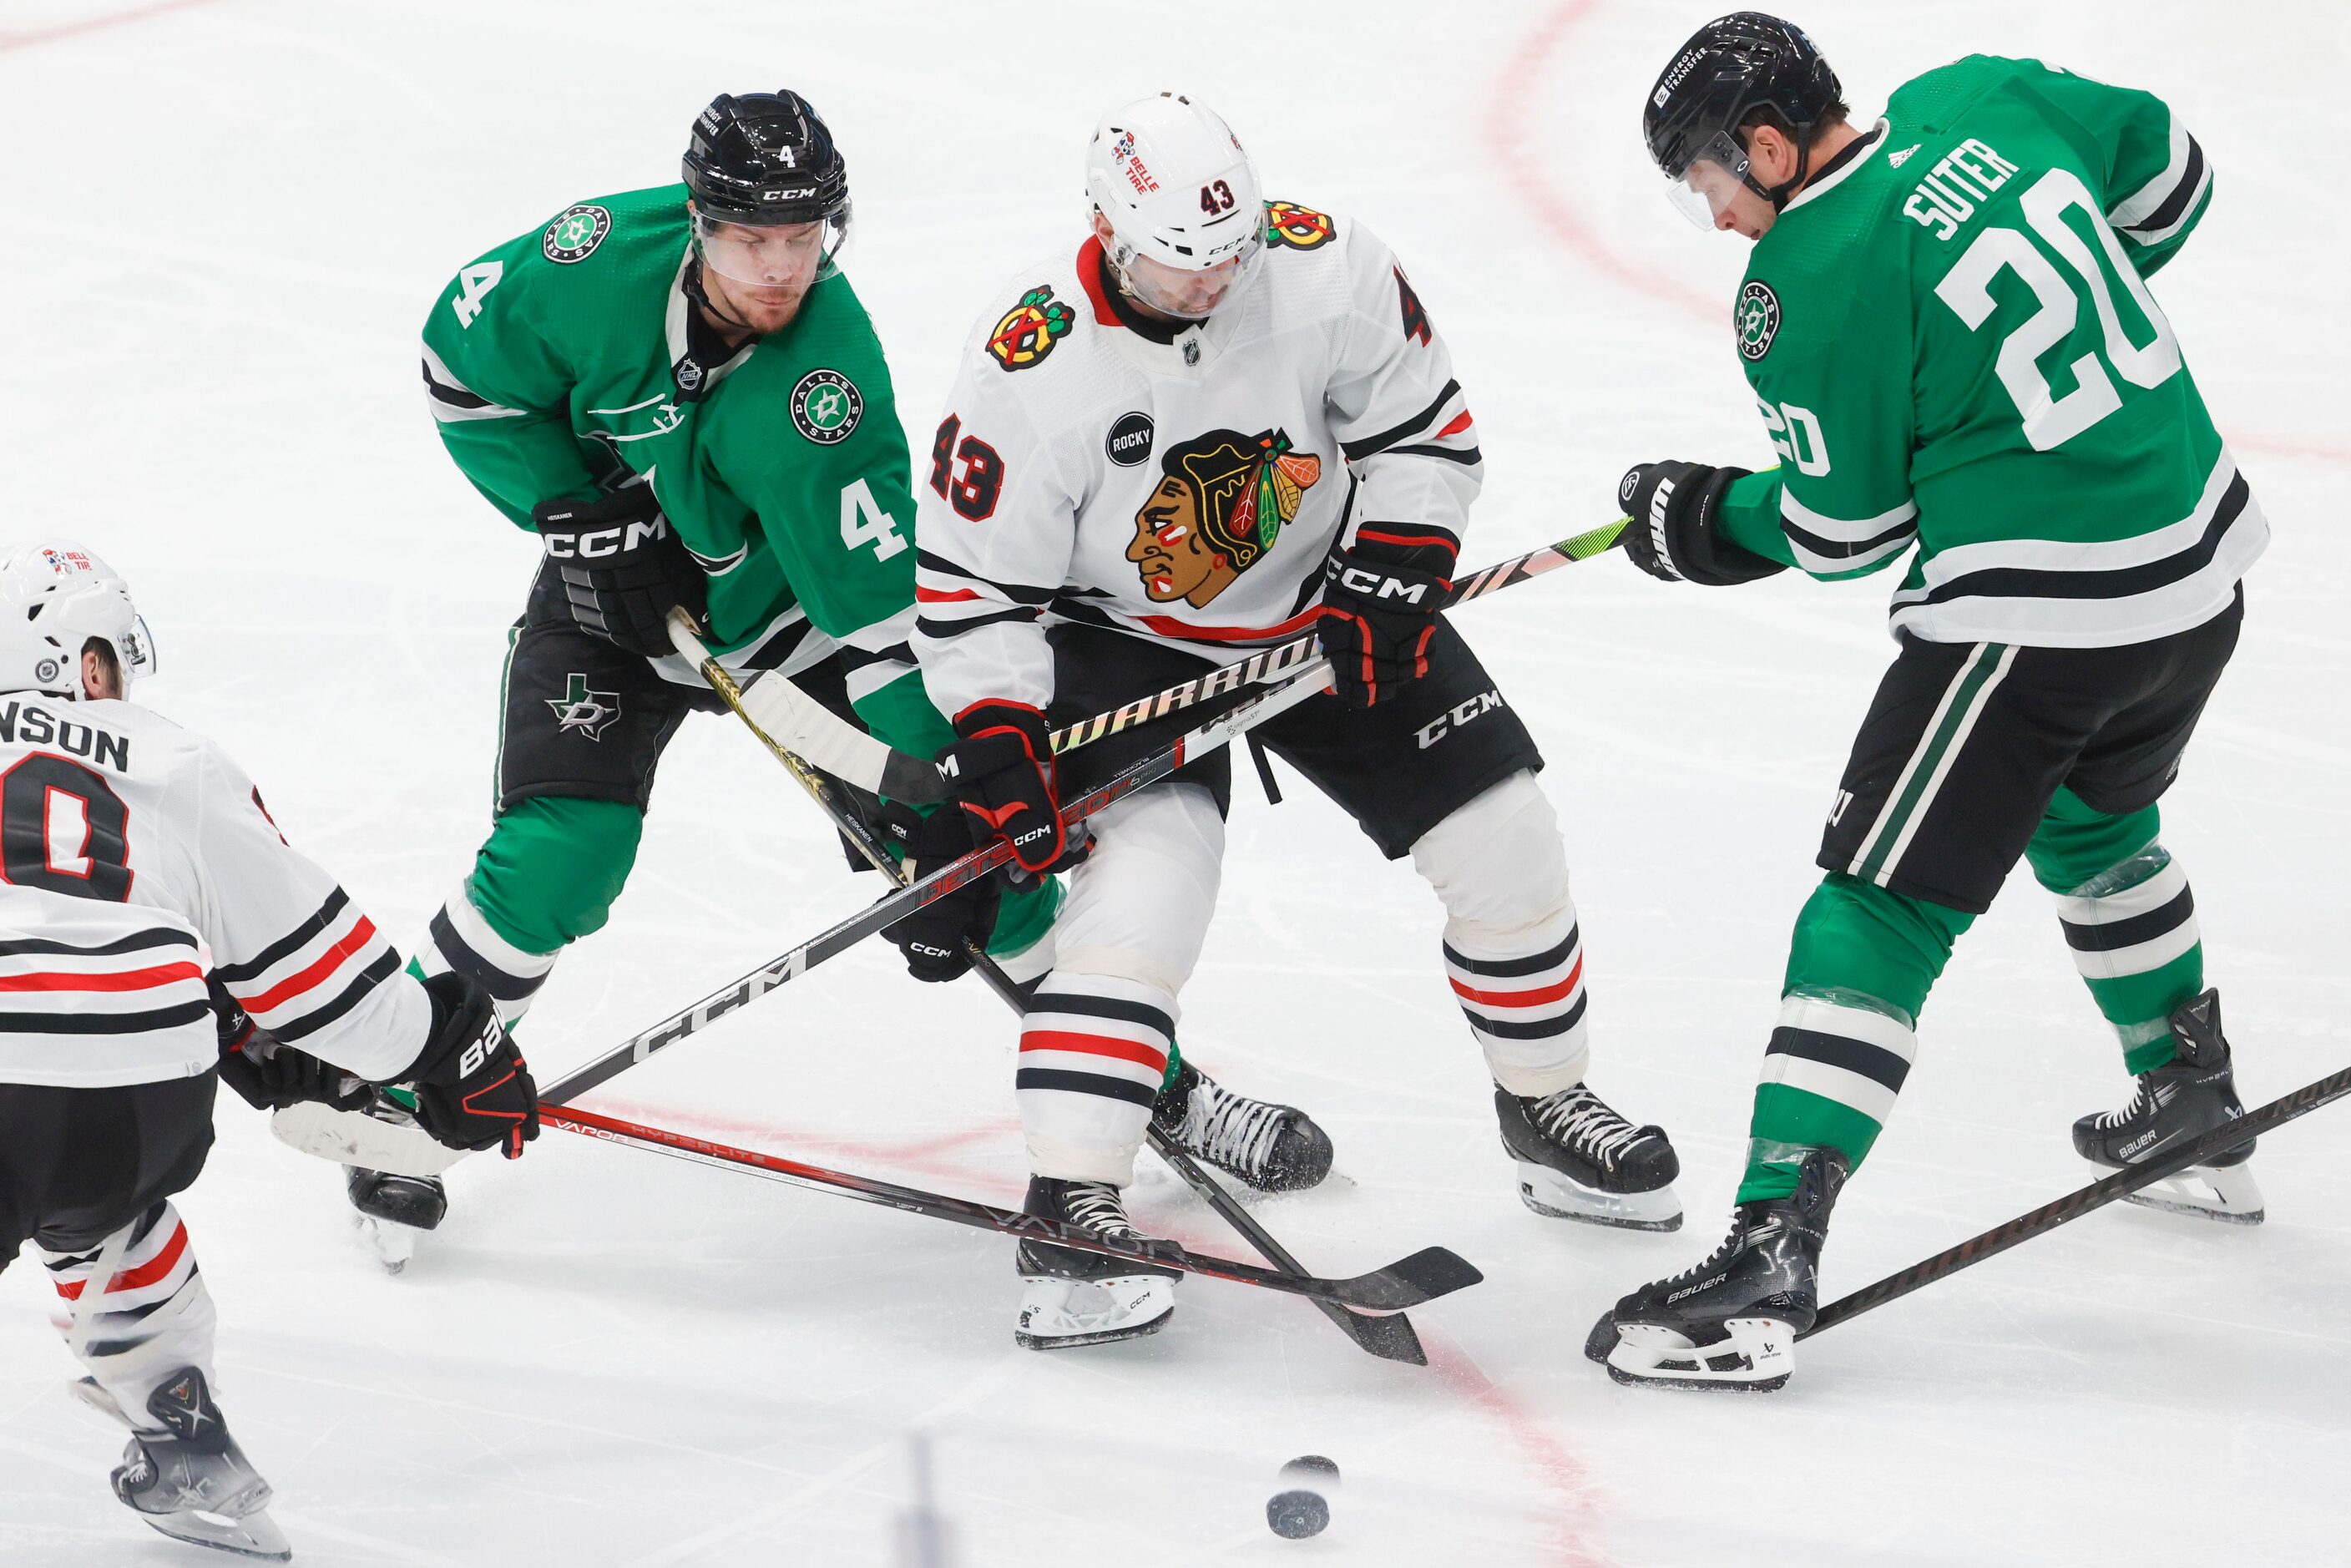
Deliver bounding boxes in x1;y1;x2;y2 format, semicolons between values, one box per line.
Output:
1714;55;2264;647
418;185;948;758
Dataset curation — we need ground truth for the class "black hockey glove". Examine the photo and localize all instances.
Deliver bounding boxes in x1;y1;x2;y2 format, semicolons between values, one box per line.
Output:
878;802;1003;984
212;979;370;1114
938;700;1090;877
532;481;708;657
1615;462;1785;587
1317;525;1459;708
402;972;540;1158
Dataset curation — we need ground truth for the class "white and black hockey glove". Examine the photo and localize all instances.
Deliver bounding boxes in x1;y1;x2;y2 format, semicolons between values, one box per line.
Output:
1317;525;1459;708
1616;462;1784;587
532;482;709;657
876;802;1003;984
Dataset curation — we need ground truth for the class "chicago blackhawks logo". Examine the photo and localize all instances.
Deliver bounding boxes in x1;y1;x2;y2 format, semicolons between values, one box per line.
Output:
988;285;1076;372
1264;200;1336;250
791;368;863;444
546;673;622;741
543;205;612;264
1127;428;1322;609
1736;279;1781;361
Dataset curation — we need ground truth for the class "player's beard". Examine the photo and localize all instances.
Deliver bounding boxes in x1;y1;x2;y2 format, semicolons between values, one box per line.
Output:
700;272;809;337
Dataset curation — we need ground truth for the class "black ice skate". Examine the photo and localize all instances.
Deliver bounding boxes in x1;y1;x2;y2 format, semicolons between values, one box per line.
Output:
1153;1060;1334;1193
2071;988;2263;1224
106;1368;291;1560
1495;1083;1681;1231
345;1093;449;1273
1014;1176;1181;1351
1585;1146;1848;1393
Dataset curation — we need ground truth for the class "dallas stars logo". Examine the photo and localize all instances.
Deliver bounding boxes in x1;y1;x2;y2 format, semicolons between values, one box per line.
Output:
542;204;613;265
791;368;863;444
1736;279;1781;362
547;673;622;740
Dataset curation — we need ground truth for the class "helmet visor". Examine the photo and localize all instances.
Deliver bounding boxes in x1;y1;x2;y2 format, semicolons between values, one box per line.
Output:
1114;227;1263;321
1664;129;1757;228
691;207;852;288
121;613;159;682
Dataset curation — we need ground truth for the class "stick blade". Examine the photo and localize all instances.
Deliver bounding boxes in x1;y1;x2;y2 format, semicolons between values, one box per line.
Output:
270;1101;464;1177
1324;1304;1429;1364
1332;1246;1485;1312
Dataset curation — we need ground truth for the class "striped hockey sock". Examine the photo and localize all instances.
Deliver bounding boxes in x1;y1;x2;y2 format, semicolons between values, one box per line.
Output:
1741;992;1919;1201
409;882;559;1027
2053;843;2203;1074
43;1201;219;1427
1016;974;1177;1186
1444;910;1590;1097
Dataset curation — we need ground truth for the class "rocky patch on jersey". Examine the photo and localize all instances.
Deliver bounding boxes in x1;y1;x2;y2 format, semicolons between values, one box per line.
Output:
1265;200;1336;250
1105;411;1155;467
1127;428;1322;609
791;368;863;444
543;205;613;264
1736;279;1781;361
988;286;1076;372
546;674;622;741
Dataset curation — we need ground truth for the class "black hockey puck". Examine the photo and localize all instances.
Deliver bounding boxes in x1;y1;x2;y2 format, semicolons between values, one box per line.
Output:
1267;1455;1339;1538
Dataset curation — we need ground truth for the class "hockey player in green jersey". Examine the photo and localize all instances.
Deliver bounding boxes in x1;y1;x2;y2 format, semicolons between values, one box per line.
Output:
343;90;1062;1247
1588;16;2268;1390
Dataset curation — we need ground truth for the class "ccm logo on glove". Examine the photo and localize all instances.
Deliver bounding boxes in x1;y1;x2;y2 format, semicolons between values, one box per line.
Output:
541;518;670;559
1327;561;1434;603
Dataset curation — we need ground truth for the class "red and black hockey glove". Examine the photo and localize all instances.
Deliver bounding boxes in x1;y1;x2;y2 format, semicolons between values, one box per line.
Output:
877;801;1003;984
532;480;708;657
211;978;370;1114
938;700;1090;877
1615;461;1783;586
1317;525;1459;708
402;972;540;1158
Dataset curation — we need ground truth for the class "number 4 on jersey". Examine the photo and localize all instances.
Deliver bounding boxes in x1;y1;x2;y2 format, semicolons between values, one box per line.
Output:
839;478;907;561
451;260;504;329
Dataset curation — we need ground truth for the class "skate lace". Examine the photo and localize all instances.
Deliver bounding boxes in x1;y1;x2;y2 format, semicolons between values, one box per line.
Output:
1530;1085;1642;1161
1184;1074;1287;1176
1060;1181;1140;1240
2092;1075;2157;1131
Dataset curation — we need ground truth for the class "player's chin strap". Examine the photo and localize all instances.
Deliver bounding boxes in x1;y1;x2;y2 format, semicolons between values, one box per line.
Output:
1745;123;1816;211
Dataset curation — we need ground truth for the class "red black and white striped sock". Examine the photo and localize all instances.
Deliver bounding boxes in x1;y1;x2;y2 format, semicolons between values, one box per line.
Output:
1015;974;1176;1186
1446;906;1590;1098
43;1200;219;1429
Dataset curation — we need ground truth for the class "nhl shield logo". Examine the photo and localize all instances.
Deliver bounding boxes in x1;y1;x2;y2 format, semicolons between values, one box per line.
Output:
791;369;863;445
543;205;613;265
1736;280;1781;362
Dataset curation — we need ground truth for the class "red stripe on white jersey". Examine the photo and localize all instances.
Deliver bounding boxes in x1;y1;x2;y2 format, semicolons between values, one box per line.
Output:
242;915;378;1015
0;959;204;994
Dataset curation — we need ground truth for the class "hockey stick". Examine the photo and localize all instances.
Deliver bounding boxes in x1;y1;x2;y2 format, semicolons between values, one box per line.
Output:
272;662;1336;1181
542;1102;1480;1313
674;615;1438;1364
1046;515;1631;756
1802;1060;2351;1338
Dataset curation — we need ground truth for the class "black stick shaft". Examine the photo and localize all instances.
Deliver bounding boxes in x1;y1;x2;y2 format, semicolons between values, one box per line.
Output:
1805;1062;2351;1337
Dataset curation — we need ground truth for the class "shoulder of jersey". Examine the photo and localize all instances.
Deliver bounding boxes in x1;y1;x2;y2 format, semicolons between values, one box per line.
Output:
519;184;688;275
964;244;1095;378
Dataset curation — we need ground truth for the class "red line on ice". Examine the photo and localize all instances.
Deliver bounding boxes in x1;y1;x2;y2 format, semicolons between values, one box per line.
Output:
1425;1334;1611;1566
0;0;218;54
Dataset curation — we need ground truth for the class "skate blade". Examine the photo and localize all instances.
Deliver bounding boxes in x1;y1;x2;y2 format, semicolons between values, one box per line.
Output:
1602;1318;1793;1393
355;1213;419;1273
1014;1274;1176;1351
137;1504;293;1561
1518;1165;1682;1232
2120;1161;2265;1226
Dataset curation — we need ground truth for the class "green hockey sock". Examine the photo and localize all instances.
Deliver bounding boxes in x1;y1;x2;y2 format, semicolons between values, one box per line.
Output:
1739;874;1973;1201
2025;791;2202;1075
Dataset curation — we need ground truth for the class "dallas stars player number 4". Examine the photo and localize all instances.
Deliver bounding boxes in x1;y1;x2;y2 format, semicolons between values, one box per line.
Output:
1592;13;2265;1393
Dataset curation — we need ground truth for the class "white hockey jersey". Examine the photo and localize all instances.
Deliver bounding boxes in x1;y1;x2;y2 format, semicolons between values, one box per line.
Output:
0;695;431;1088
910;204;1481;717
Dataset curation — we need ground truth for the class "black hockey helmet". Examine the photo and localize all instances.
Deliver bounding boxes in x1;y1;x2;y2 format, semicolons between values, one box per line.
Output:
681;90;849;225
1643;13;1842;214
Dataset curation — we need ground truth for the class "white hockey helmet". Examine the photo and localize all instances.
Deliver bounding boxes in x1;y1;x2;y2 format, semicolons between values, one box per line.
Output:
1084;94;1265;320
0;542;157;700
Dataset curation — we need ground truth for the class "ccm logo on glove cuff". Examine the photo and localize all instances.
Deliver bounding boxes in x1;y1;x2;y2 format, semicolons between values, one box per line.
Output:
543;518;670;559
1327;563;1435;603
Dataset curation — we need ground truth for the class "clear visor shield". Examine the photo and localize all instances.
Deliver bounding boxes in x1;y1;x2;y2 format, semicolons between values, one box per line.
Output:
691;209;852;289
121;613;159;682
1665;131;1757;229
1115;226;1264;320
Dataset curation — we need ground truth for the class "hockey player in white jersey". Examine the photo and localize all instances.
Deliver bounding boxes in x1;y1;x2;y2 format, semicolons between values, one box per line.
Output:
913;95;1681;1348
0;544;540;1559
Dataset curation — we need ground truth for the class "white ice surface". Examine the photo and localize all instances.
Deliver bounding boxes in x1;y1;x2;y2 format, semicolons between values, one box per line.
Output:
3;2;2348;1564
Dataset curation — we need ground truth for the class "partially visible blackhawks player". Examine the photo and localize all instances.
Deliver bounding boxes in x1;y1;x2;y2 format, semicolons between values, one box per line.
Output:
0;543;537;1560
913;94;1681;1350
1589;15;2268;1392
372;89;1309;1251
